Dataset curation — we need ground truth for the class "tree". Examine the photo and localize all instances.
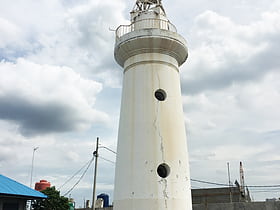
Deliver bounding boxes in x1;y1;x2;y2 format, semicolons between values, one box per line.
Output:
32;186;69;210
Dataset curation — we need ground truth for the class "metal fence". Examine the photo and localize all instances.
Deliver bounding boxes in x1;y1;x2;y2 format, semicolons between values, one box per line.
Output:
116;18;177;39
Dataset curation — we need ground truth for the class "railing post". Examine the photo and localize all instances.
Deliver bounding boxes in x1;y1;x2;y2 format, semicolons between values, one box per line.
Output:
115;19;177;40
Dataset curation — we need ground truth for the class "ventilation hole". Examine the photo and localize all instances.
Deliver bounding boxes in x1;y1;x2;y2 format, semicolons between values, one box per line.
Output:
154;89;167;101
157;163;170;178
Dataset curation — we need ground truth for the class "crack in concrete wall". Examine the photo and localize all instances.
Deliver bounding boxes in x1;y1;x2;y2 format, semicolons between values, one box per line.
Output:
154;69;169;209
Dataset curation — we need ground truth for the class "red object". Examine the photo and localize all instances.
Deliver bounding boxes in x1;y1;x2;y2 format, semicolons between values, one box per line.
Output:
35;180;51;191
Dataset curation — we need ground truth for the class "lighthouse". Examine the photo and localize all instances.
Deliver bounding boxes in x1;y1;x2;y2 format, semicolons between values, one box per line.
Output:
113;0;192;209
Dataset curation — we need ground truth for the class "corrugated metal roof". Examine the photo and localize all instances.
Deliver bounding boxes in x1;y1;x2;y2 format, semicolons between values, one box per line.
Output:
0;174;47;199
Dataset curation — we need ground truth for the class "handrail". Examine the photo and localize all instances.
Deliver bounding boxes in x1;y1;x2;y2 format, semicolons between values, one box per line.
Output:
116;18;177;40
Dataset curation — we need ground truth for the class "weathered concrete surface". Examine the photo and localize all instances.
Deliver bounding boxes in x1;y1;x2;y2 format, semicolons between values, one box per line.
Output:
192;187;249;204
76;208;112;210
192;201;280;210
77;201;280;210
113;2;192;210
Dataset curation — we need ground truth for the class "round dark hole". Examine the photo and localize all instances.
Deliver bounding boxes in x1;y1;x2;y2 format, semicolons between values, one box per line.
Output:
155;89;166;101
157;163;170;178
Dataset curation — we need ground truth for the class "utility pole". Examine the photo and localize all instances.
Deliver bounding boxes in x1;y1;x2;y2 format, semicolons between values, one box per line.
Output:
29;147;39;210
92;137;99;210
227;162;232;203
30;147;39;188
240;161;245;197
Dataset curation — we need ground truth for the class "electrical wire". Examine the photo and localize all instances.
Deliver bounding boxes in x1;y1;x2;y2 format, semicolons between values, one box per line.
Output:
99;156;116;164
63;151;280;191
94;155;280;189
191;178;280;188
250;190;280;193
247;185;280;188
63;157;94;196
58;158;93;190
99;145;117;154
191;179;229;187
250;188;280;191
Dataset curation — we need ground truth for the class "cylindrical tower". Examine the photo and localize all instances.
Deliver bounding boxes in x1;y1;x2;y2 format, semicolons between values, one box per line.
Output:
114;1;192;209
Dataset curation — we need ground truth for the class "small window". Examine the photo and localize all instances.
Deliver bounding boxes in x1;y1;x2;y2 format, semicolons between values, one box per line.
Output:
154;89;167;101
157;163;170;178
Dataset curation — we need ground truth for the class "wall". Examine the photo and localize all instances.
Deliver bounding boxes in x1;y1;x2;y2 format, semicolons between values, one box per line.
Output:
193;201;280;210
76;202;280;210
76;208;113;210
192;187;244;204
0;198;26;210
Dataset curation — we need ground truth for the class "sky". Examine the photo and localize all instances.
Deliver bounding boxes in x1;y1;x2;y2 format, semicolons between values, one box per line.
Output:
0;0;280;207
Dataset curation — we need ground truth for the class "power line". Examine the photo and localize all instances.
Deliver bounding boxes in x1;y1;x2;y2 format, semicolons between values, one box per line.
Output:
191;178;280;188
63;157;94;196
99;156;116;164
99;145;117;154
250;188;280;191
191;179;228;187
250;190;280;193
58;158;93;190
247;185;280;188
59;144;116;197
63;155;280;190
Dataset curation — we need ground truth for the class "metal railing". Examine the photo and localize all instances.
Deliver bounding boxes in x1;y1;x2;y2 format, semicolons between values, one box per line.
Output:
116;18;177;39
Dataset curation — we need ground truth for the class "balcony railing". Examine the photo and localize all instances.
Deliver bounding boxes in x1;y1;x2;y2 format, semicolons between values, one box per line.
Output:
116;18;177;40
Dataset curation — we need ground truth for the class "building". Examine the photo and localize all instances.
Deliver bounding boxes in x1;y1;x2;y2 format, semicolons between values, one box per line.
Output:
192;187;251;205
113;0;192;209
0;174;47;210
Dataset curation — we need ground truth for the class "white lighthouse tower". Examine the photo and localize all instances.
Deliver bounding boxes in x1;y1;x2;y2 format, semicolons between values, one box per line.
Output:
113;0;192;209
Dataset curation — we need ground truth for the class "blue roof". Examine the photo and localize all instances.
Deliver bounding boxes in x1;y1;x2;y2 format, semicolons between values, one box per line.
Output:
0;174;47;199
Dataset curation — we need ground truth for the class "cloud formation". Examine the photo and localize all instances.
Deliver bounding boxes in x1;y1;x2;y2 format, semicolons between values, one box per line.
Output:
181;10;280;94
0;0;279;205
0;59;108;136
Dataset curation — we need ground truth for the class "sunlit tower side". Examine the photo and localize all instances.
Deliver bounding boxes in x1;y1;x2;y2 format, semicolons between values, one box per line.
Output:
114;0;192;209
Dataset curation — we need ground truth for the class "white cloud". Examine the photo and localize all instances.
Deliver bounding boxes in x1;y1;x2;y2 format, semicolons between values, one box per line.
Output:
0;18;23;48
185;69;280;200
24;0;127;87
181;9;280;94
0;58;109;135
0;0;122;205
0;0;279;205
185;71;280;143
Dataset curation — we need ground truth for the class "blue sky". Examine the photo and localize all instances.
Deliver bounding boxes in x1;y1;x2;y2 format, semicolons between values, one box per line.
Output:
0;0;280;207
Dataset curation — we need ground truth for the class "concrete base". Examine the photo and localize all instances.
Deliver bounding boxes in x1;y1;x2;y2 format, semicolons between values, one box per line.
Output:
76;201;280;210
76;208;112;210
193;201;280;210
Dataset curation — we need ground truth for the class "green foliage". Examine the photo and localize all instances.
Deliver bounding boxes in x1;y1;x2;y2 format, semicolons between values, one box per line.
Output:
32;186;69;210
